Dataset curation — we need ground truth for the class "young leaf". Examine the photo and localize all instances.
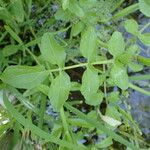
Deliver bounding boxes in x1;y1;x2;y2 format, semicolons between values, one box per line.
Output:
0;66;48;89
10;0;24;22
81;67;103;106
108;31;125;57
124;19;139;35
80;26;97;61
48;72;71;112
139;0;150;17
96;137;113;149
68;0;84;17
110;64;128;90
40;33;66;67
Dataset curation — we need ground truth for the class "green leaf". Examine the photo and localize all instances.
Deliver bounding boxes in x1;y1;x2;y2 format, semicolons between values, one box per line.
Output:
71;21;85;37
108;31;125;57
128;62;143;72
68;0;84;17
110;64;128;90
2;45;20;57
62;0;69;10
3;94;81;150
80;26;97;61
0;66;48;89
138;33;150;46
124;19;139;35
40;33;66;67
10;0;24;22
48;72;71;112
81;67;103;106
139;0;150;17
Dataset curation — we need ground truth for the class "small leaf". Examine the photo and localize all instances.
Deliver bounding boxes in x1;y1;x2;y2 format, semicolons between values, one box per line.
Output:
68;0;84;17
62;0;69;10
139;0;150;17
124;19;139;35
10;0;24;22
110;64;128;90
71;21;85;37
81;67;103;106
48;72;71;112
40;33;66;67
128;62;143;72
80;26;97;61
0;66;48;89
107;92;119;103
108;31;125;57
138;33;150;46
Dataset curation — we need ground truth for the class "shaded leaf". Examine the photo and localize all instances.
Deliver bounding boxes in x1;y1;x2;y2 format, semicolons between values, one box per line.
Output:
40;33;66;67
0;66;48;89
108;31;125;57
48;72;71;111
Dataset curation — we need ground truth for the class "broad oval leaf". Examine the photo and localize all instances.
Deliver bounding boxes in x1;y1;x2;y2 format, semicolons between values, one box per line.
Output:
110;64;128;90
108;31;125;57
81;67;103;106
40;33;66;67
124;19;139;35
0;65;48;89
139;0;150;17
48;72;71;112
80;26;97;61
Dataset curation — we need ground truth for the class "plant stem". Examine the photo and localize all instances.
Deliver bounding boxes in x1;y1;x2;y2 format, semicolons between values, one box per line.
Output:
48;59;114;73
140;21;150;33
129;83;150;96
60;107;72;142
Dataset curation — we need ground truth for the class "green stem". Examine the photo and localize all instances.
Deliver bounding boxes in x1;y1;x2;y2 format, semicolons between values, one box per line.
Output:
48;59;114;73
129;83;150;96
38;94;47;129
60;107;72;142
140;21;150;33
129;74;150;81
